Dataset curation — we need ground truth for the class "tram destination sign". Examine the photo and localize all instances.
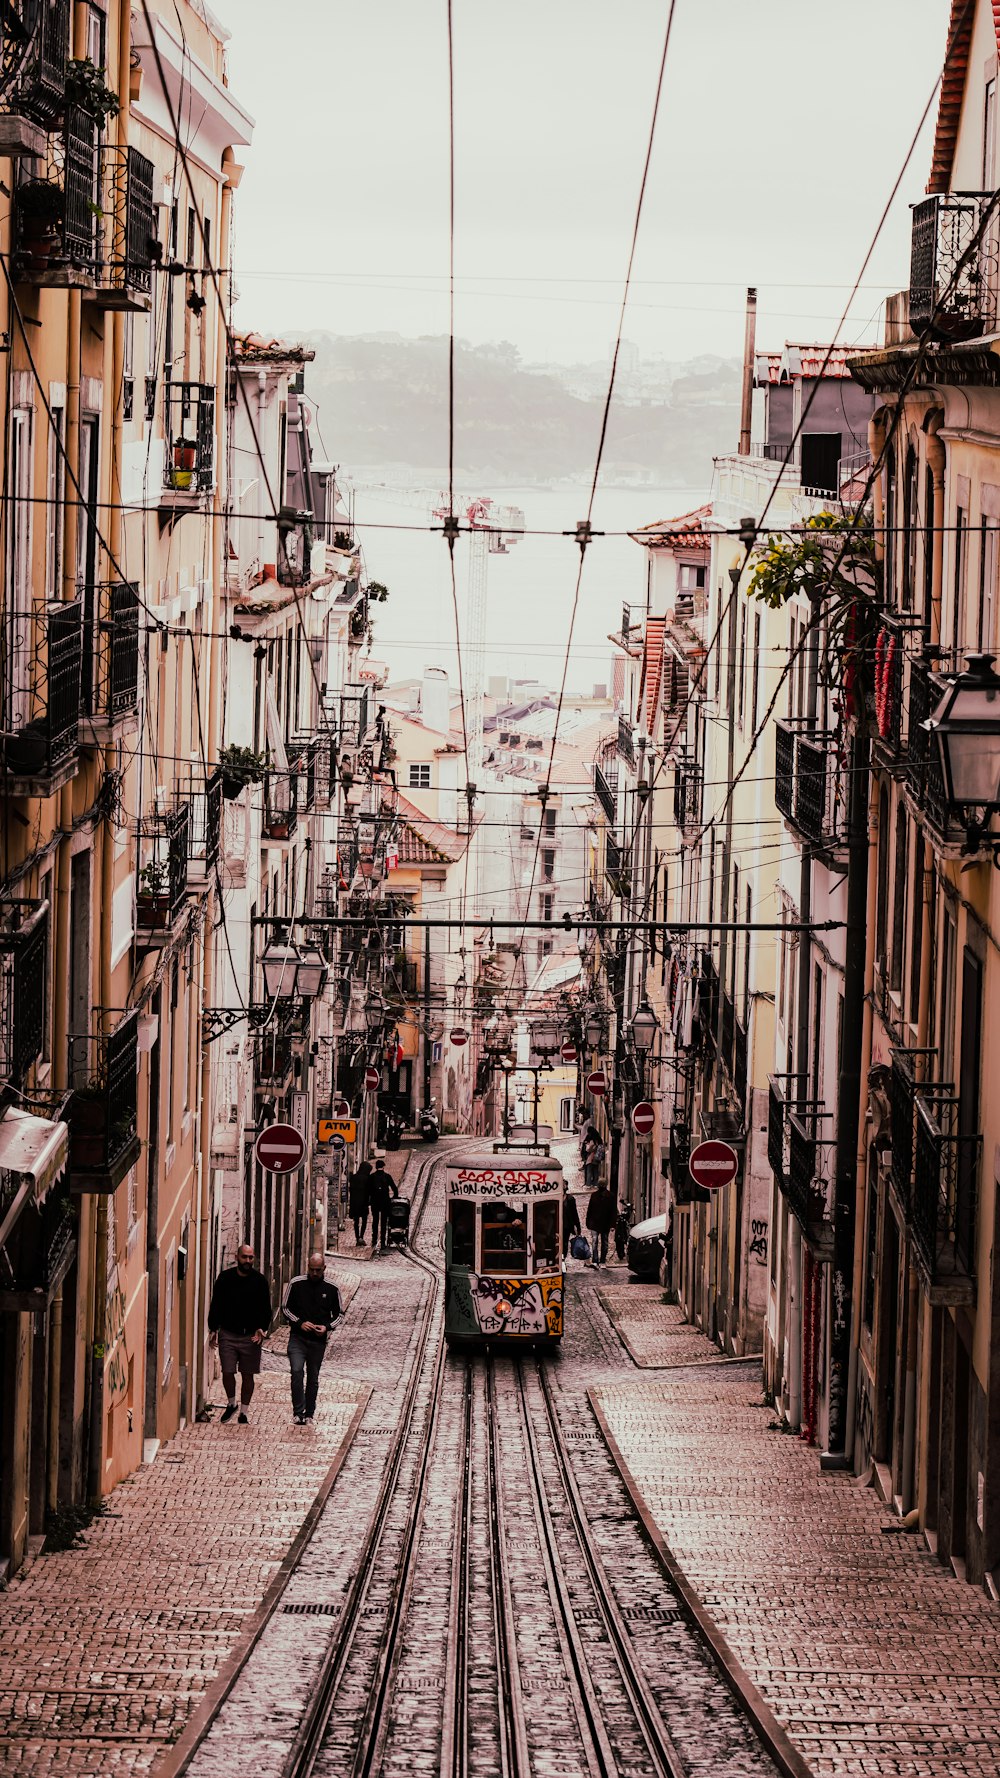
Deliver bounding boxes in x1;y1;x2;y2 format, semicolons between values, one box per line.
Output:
688;1139;739;1190
446;1165;561;1198
255;1123;305;1175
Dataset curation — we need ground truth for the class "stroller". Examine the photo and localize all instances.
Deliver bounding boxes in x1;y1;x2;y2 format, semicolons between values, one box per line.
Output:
385;1196;411;1249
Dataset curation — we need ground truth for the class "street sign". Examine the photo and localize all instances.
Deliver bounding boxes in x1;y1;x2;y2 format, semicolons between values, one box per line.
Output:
364;1065;381;1092
688;1139;739;1190
255;1123;305;1175
631;1100;655;1137
587;1069;607;1097
328;1134;347;1153
333;1095;351;1119
451;1028;469;1047
317;1118;358;1146
560;1041;578;1064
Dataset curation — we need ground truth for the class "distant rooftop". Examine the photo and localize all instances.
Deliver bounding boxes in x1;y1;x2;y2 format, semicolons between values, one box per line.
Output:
629;504;713;551
754;344;873;385
231;332;316;366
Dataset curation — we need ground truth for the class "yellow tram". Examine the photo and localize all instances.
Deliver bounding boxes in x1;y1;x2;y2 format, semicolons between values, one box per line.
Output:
443;1145;565;1344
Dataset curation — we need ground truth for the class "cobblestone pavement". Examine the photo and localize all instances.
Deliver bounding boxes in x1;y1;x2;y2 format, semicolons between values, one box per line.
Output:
0;1247;407;1777
590;1291;1000;1777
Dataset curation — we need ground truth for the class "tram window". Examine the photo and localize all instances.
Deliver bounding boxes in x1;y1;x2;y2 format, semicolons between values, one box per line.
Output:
449;1200;475;1267
533;1201;559;1270
481;1202;528;1275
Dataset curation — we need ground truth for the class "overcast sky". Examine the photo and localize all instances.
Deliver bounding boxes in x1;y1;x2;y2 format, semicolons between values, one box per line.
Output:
218;0;948;368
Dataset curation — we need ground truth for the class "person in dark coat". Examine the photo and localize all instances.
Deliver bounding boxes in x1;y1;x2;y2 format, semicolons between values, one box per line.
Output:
368;1157;399;1252
581;1122;605;1190
348;1159;373;1245
563;1192;581;1259
585;1183;616;1267
282;1252;343;1424
208;1245;272;1423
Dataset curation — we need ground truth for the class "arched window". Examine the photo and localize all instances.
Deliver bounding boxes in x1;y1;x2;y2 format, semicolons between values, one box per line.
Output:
884;443;896;602
903;445;919;610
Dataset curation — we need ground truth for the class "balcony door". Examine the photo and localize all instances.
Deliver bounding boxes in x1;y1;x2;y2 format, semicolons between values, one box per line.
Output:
5;405;33;734
76;415;99;714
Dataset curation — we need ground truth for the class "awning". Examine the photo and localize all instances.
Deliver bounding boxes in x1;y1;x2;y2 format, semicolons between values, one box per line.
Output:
0;1108;69;1249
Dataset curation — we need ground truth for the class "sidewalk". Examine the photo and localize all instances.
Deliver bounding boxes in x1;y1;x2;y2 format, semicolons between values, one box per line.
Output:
0;1267;367;1778
592;1291;1000;1777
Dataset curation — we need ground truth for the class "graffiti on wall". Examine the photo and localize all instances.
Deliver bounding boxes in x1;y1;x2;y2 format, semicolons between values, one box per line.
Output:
749;1219;768;1265
447;1271;563;1338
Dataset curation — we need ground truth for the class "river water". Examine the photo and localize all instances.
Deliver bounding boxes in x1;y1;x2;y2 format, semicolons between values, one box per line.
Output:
352;478;710;694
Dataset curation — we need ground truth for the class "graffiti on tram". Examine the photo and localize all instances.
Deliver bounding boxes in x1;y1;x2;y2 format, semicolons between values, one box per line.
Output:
447;1270;564;1338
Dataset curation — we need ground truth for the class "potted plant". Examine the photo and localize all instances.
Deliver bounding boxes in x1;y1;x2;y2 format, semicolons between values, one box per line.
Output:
65;59;120;130
220;743;266;800
4;721;49;776
16;180;65;269
367;580;389;602
170;438;197;491
137;859;171;929
333;529;355;553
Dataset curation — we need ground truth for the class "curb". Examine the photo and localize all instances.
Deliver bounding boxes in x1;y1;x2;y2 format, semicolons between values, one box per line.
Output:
587;1386;814;1778
152;1383;372;1778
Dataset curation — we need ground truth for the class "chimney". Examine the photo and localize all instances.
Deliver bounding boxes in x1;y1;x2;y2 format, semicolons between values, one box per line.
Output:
738;286;757;456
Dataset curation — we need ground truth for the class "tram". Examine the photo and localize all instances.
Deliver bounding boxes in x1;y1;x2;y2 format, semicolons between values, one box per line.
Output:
443;1144;565;1344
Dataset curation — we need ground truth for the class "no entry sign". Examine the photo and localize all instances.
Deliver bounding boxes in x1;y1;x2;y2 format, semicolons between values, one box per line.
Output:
587;1069;607;1097
364;1065;381;1091
451;1028;469;1047
631;1100;655;1137
561;1041;578;1064
255;1122;305;1176
688;1139;739;1190
333;1095;351;1119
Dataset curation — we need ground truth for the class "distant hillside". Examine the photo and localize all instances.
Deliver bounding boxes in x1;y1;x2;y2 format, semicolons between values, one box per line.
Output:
301;333;741;483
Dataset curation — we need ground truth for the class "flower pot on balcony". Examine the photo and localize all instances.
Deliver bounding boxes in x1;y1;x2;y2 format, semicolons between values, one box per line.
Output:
70;1091;109;1171
170;439;197;491
4;723;49;776
138;892;171;930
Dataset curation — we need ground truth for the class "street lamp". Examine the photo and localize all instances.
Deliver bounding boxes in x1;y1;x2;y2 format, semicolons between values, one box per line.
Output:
630;1001;658;1054
585;1012;603;1050
294;945;328;999
924;654;1000;838
531;1017;561;1061
261;937;329;1002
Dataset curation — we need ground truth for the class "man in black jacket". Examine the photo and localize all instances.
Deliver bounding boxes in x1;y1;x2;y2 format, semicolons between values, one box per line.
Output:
282;1253;344;1424
208;1245;272;1424
369;1157;399;1252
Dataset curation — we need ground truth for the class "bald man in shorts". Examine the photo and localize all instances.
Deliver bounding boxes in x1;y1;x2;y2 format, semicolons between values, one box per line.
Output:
208;1244;272;1423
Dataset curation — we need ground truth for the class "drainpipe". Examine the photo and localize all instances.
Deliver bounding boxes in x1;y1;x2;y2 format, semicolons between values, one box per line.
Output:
788;1219;802;1429
738;287;757;457
845;771;880;1466
924;412;945;648
257;371;268;569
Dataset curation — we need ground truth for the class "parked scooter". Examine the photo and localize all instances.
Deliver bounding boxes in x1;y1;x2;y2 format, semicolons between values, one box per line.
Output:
420;1101;441;1143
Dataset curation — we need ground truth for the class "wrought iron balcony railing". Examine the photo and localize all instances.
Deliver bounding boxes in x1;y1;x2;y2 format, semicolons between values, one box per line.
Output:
263;768;298;842
0;1192;76;1313
277;510;318;588
768;1076;786;1185
909;192;999;341
163;381;215;495
720;988;735;1073
0;900;48;1087
90;579;139;726
187;769;222;886
593;760;617;824
768;1076;832;1247
773;718;845;851
698;951;718;1052
904;657;968;847
137;803;190;931
912;1088;979;1288
605;832;631;902
68;1012;141;1192
96;143;156;308
672;750;702;833
0;0;70;130
13;106;102;284
2;599;83;784
617;713;636;767
889;1051;916;1214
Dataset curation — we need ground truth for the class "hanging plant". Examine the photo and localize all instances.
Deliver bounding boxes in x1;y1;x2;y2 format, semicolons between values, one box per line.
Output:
65;59;120;127
747;509;880;728
367;580;389;602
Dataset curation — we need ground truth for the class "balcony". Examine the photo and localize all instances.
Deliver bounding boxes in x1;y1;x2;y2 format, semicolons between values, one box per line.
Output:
672;750;702;834
91;144;156;311
289;736;331;815
0;1193;76;1312
594;760;617;824
187;769;223;889
773;718;845;854
605;832;630;902
162;381;215;502
0;901;48;1088
720;988;735;1073
769;1076;832;1253
768;1077;787;1184
2;600;83;795
137;804;190;936
617;713;636;767
277;510;320;588
263;769;298;843
13;107;102;288
85;580;140;738
698;951;719;1052
889;1051;916;1216
68;1013;141;1193
904;657;968;849
911;1089;979;1300
909;192;998;341
0;0;70;155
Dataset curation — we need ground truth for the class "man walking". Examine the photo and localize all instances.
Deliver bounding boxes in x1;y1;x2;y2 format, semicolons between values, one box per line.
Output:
369;1156;399;1252
349;1157;373;1245
208;1244;272;1424
283;1253;344;1425
581;1122;605;1190
586;1182;616;1268
563;1191;581;1260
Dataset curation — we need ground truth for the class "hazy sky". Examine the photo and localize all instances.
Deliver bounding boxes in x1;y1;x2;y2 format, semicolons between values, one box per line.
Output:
217;0;950;368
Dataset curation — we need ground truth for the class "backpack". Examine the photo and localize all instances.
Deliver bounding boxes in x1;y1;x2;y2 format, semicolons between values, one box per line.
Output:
570;1234;591;1262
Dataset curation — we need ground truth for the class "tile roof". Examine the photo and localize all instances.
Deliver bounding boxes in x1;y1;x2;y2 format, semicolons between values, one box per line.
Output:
231;331;315;365
755;344;864;384
392;791;469;866
638;617;666;734
928;0;993;194
629;504;713;551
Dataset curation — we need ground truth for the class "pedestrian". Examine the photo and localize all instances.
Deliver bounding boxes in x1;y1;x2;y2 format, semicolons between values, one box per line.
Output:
582;1124;605;1190
369;1157;399;1251
614;1201;632;1261
349;1157;373;1245
563;1192;581;1259
282;1252;344;1425
208;1244;272;1424
585;1182;616;1268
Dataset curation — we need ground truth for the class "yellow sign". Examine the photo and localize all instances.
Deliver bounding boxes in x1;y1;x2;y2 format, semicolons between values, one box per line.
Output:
317;1118;357;1145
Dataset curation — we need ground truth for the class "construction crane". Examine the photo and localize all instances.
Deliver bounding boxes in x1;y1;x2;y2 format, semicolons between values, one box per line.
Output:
431;495;524;796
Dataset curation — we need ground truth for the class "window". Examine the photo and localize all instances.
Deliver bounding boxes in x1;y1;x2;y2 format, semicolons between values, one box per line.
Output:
884;444;896;600
540;892;553;923
978;511;997;651
953;506;968;655
678;562;706;591
750;611;761;734
543;807;556;836
559;1097;574;1133
890;806;908;994
449;1200;475;1267
408;763;431;790
909;840;924;1024
6;403;33;732
542;848;555;882
737;603;747;729
875;786;890;974
481;1203;527;1275
532;1201;559;1270
938;906;957;1082
985;76;997;187
743;881;752;1023
162;1243;176;1384
45;398;65;602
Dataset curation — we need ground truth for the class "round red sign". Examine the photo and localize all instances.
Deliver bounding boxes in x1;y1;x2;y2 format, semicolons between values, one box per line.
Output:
631;1100;655;1137
364;1066;380;1092
333;1095;351;1119
451;1028;469;1047
254;1122;305;1176
688;1139;739;1190
561;1041;578;1064
587;1069;607;1097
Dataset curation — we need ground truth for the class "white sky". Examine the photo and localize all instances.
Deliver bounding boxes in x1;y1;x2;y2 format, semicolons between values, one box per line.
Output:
218;0;949;367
